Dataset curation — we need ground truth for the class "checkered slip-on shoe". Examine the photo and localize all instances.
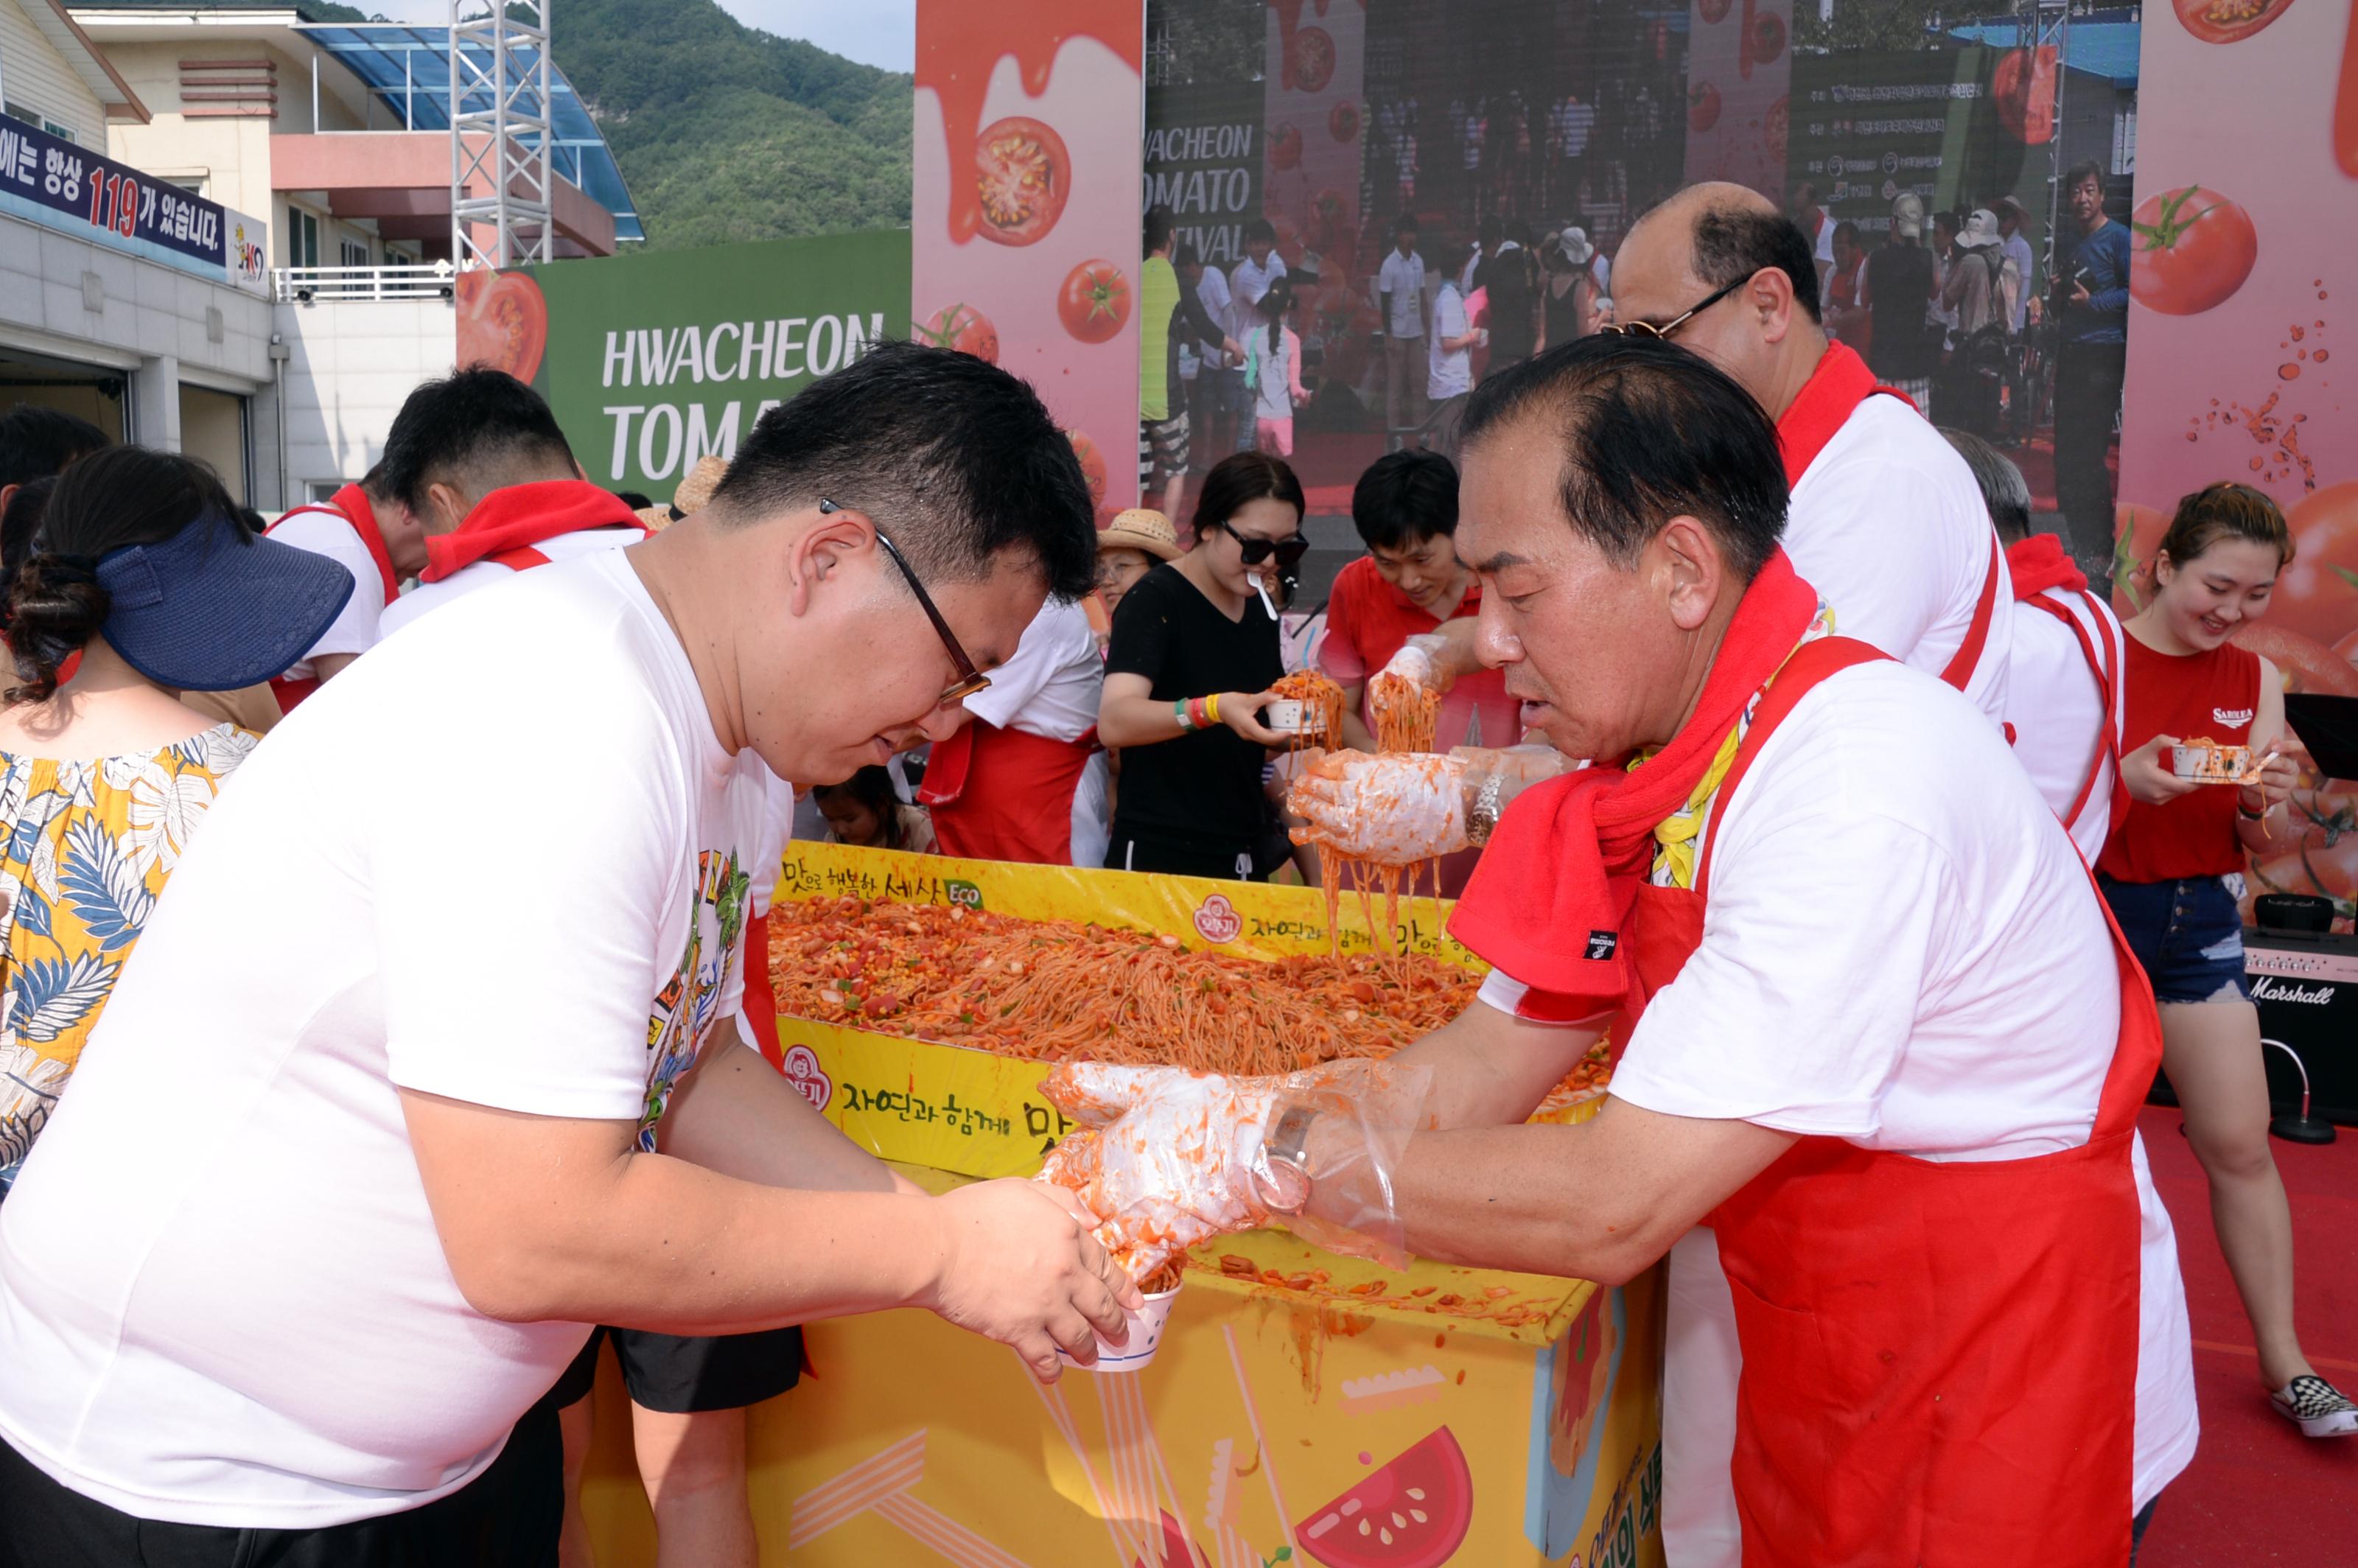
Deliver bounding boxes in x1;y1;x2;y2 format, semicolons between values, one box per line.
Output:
2270;1374;2358;1438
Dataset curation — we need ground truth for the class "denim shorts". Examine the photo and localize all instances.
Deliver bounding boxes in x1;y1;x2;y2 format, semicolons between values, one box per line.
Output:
2099;872;2252;1004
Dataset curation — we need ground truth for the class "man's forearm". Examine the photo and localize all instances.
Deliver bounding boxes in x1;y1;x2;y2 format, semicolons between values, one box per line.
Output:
1387;1004;1603;1130
660;1037;922;1196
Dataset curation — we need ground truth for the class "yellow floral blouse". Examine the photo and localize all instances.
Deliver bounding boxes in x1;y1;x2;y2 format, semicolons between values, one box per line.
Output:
0;724;259;1193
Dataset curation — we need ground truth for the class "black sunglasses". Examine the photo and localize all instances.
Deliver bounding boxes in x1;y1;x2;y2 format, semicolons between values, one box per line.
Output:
819;499;990;707
1605;273;1749;340
1217;519;1311;570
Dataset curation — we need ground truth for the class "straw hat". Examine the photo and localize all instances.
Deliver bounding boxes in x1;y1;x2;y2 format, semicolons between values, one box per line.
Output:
1099;508;1181;561
634;453;729;533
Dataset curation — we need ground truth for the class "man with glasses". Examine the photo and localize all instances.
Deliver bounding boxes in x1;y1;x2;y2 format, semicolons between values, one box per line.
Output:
1602;180;2013;1568
0;343;1138;1567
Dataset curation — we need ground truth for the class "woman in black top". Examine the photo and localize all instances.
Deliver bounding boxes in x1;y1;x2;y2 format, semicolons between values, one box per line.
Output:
1099;452;1305;878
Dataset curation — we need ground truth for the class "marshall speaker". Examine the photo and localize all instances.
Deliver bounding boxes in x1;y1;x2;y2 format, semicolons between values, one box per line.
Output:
2244;928;2358;1131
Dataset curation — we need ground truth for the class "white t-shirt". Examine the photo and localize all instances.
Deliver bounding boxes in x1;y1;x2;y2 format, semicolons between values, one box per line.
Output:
1479;660;2196;1509
377;524;644;640
1379;250;1427;337
1196;265;1234;369
2004;587;2124;865
267;506;388;676
1229;253;1287;343
0;550;766;1527
1787;392;2010;727
961;596;1105;864
1428;284;1472;399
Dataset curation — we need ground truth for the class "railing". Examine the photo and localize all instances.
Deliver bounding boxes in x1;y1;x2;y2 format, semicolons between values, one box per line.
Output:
272;263;455;303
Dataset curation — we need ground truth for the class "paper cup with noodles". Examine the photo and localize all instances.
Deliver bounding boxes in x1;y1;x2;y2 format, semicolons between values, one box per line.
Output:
1055;1284;1181;1373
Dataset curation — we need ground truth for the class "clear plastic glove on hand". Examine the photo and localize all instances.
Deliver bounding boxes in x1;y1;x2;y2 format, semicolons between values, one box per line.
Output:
1036;1059;1434;1284
1287;751;1469;863
1377;631;1458;696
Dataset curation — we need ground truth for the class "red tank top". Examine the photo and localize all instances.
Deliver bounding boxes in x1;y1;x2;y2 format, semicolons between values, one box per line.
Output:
2096;634;2261;882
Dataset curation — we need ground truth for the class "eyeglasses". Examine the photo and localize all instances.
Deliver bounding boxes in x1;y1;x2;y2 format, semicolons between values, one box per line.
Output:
1604;274;1749;341
819;499;991;707
1217;520;1311;570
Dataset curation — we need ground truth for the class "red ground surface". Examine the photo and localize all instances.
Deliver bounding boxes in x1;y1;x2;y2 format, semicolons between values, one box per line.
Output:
2135;1105;2358;1562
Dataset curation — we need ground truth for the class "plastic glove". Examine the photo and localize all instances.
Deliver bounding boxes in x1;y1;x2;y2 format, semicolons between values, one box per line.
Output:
1037;1059;1435;1284
1287;751;1470;863
1377;631;1458;696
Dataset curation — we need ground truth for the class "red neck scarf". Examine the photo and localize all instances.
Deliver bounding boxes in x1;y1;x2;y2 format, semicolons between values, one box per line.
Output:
1448;550;1820;1009
421;480;646;584
2004;533;2088;600
1776;341;1911;487
329;483;401;603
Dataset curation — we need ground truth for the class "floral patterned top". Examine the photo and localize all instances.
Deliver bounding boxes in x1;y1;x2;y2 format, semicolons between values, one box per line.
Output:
0;724;259;1194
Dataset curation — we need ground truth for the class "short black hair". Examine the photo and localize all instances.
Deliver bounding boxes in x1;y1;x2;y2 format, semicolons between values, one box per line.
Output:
1938;428;2032;545
1459;335;1788;584
1477;216;1502;248
1190;450;1305;540
1144;204;1177;255
712;339;1095;602
1688;199;1822;323
1351;449;1459;552
1393;212;1419;237
0;405;109;494
2065;160;2106;195
379;367;577;513
1173;239;1201;270
1242;217;1276;246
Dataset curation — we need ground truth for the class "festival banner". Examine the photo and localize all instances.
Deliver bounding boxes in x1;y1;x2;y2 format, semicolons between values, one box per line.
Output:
1145;80;1266;271
913;0;1145;522
1680;0;1793;200
0;109;262;292
2115;0;2358;917
460;230;912;497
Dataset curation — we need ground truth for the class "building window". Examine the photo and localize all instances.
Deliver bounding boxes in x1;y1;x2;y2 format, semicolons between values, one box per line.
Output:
3;102;70;142
340;238;371;269
290;209;321;269
43;119;72;144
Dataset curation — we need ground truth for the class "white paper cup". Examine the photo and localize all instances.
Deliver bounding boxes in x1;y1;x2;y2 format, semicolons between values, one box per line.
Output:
1264;699;1306;734
1056;1286;1180;1373
2172;745;2248;782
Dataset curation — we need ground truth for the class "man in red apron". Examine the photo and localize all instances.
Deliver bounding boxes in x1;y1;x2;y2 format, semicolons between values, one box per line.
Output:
266;466;425;711
920;595;1104;865
1074;337;2191;1563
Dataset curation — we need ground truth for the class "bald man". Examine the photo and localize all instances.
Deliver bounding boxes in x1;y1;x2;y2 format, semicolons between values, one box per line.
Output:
1606;184;2015;1567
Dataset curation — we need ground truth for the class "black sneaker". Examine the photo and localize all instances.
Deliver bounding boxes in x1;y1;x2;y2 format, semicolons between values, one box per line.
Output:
2270;1374;2358;1438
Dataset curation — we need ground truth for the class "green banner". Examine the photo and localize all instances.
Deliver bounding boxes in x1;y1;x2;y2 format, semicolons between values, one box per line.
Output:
508;229;912;497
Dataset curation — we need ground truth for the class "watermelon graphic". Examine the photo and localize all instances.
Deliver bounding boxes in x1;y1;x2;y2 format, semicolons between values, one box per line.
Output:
1295;1427;1473;1568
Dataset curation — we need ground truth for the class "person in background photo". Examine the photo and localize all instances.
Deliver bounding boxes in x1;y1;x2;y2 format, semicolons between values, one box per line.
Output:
1178;242;1236;461
1993;194;2037;335
1245;276;1308;460
1425;251;1481;456
2054;161;2132;572
1140;206;1242;531
1785;180;1836;295
1939;209;2011;437
1098;452;1300;879
1824;220;1870;357
2097;483;2357;1444
1227;218;1287;457
1863;192;1939;406
1375;213;1429;438
0;447;351;1199
815;766;936;855
265;463;423;710
1476;218;1539;377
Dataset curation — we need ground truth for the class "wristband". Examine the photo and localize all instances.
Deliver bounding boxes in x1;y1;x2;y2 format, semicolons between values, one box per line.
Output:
1175;698;1195;732
1206;692;1222;725
1189;696;1211;731
2236;795;2270;822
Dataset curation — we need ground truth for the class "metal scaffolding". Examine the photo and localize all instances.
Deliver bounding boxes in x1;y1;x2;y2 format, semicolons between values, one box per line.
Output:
449;0;552;270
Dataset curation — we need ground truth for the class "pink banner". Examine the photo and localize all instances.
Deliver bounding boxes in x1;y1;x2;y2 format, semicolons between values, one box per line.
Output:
1679;0;1792;198
913;1;1145;522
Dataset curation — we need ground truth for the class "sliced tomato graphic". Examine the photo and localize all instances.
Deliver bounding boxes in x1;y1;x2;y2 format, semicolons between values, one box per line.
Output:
975;116;1069;247
917;302;999;363
1992;46;2057;145
1701;0;1732;21
1287;27;1337;93
2172;0;2298;44
455;268;547;383
1296;1427;1472;1568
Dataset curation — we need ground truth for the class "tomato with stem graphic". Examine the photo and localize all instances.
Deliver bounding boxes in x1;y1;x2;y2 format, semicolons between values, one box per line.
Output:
974;116;1069;247
1752;9;1786;63
1271;123;1304;172
1058;261;1131;345
1331;100;1360;142
1689;82;1722;134
917;302;998;363
1993;46;2057;145
2270;482;2358;645
1066;430;1108;518
2129;186;2257;316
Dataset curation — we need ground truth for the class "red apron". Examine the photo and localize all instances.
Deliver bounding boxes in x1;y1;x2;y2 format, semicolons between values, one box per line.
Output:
740;909;786;1072
1625;637;2155;1567
267;484;400;714
920;721;1096;866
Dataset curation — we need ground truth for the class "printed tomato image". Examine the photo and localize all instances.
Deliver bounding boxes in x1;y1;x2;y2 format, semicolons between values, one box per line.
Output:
1689;81;1722;133
2232;623;2358;697
1287;26;1337;93
1271;122;1304;171
1331;99;1361;142
916;301;998;363
2173;0;2298;43
454;268;547;383
1701;0;1732;21
2255;829;2358;919
973;116;1068;247
1057;260;1130;344
2129;186;2257;316
1993;46;2057;145
1066;429;1108;517
2268;481;2358;644
1296;1426;1472;1568
1763;94;1790;164
2340;5;2358;178
2111;501;2172;616
1752;10;1786;63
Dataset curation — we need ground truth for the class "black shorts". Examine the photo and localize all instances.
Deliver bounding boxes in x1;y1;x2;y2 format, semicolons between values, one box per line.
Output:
547;1324;804;1415
0;1399;560;1568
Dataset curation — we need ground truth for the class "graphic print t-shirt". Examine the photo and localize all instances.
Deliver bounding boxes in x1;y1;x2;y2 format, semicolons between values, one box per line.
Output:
0;550;759;1528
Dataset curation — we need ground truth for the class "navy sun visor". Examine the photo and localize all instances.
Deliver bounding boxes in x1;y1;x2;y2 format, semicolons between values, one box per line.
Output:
94;513;356;693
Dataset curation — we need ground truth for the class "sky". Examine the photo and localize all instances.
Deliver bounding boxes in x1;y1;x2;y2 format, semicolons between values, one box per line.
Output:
365;1;915;73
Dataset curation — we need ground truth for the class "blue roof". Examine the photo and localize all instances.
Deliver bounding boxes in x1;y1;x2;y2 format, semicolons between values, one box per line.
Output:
297;24;641;243
1945;19;2143;85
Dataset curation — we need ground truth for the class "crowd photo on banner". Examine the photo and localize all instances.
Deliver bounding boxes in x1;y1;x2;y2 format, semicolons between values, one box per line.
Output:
0;0;2352;1562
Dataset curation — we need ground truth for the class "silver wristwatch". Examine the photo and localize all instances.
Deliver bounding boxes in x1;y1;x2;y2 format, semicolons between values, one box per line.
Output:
1247;1105;1318;1214
1465;770;1505;847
